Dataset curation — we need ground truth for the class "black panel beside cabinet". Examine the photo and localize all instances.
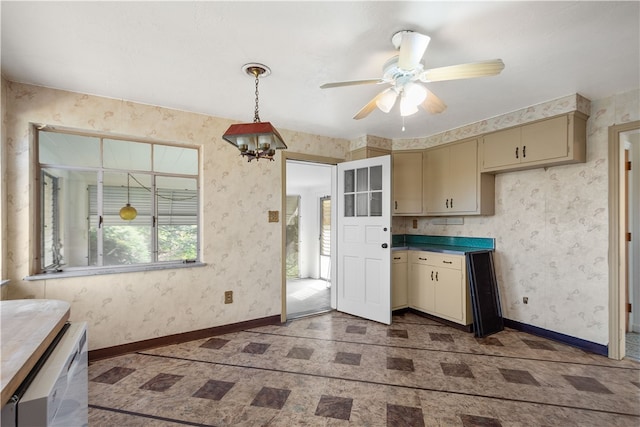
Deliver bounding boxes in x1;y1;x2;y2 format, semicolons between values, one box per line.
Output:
467;251;503;337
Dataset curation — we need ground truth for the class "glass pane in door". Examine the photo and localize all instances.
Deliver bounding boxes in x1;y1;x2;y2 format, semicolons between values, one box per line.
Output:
344;169;354;193
356;168;368;192
344;194;354;217
370;191;382;216
370;165;382;191
356;193;368;217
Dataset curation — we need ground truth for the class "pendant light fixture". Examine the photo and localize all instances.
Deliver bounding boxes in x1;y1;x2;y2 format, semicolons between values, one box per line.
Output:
222;63;287;162
119;173;137;221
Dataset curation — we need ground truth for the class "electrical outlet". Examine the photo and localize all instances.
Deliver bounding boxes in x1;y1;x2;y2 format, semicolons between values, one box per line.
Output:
523;296;528;304
412;219;418;228
268;210;279;223
224;291;233;304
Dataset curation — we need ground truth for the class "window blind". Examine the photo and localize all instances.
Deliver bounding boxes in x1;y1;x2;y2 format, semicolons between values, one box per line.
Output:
89;185;197;226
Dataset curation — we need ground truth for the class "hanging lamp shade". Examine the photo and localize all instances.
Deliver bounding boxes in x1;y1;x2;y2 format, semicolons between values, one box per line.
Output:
222;63;287;162
119;203;137;221
119;173;137;220
222;122;287;156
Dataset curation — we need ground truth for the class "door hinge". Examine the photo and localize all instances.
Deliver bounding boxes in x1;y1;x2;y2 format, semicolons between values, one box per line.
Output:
628;232;632;242
628;303;632;313
626;161;632;171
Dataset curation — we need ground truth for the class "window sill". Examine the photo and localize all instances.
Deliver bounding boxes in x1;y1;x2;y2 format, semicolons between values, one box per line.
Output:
24;261;207;281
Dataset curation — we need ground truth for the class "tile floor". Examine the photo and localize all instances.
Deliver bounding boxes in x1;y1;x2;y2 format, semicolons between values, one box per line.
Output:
88;311;640;426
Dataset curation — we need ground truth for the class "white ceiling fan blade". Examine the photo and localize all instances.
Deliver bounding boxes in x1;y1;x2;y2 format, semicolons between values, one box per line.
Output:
353;91;388;120
420;89;447;114
420;59;505;82
320;79;384;89
397;31;431;71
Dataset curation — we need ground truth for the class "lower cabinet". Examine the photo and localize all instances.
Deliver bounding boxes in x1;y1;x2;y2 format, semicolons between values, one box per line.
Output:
391;251;408;309
408;250;472;326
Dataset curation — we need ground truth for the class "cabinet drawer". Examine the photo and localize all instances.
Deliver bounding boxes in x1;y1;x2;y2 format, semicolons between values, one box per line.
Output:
392;251;407;263
427;253;462;270
409;251;462;269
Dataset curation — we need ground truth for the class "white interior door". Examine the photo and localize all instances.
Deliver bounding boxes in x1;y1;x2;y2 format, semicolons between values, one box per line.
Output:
336;155;391;324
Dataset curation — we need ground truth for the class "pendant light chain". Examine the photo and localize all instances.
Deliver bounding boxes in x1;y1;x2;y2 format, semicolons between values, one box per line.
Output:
126;173;131;203
253;71;261;123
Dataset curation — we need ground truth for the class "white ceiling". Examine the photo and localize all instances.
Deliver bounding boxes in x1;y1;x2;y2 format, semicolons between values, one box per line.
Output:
2;2;639;140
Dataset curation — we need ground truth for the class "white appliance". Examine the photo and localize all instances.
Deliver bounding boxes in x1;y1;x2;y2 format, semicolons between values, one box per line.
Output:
1;322;88;427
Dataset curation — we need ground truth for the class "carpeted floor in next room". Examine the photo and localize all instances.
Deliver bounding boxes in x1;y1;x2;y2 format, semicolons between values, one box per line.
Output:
88;311;640;426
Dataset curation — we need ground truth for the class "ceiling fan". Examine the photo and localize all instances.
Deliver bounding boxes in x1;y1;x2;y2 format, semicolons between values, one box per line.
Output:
320;30;505;120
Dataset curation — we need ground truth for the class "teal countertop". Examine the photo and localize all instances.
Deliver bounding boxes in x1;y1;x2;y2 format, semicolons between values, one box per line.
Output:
392;234;494;255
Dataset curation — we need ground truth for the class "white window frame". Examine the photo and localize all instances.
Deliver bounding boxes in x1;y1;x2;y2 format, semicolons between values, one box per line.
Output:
27;125;204;280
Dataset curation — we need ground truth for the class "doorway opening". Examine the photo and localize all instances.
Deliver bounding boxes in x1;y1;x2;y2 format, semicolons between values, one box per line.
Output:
624;128;640;361
608;121;640;360
285;160;333;319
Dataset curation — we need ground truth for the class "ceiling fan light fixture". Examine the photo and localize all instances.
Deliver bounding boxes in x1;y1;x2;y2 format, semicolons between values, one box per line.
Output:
400;95;419;117
375;88;398;113
404;82;428;105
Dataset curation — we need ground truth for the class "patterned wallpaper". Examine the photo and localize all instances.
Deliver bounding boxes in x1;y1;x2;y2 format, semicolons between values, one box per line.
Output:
3;79;638;349
393;89;640;345
1;77;7;300
2;81;349;350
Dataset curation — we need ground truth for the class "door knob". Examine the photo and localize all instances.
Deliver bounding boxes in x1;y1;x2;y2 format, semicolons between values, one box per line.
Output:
381;243;388;248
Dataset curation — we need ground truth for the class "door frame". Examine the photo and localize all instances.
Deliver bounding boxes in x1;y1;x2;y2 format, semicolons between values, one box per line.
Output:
608;120;640;359
281;152;342;323
319;195;331;281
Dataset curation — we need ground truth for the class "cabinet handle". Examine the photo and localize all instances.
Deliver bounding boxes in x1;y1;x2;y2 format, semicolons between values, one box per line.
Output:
450;198;453;209
522;145;526;158
515;146;519;159
418;257;428;261
431;271;434;280
443;260;452;264
393;257;401;260
394;201;397;210
445;198;449;208
435;271;439;281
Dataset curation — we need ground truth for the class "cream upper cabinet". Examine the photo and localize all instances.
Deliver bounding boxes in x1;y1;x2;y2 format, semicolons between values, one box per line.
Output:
391;251;408;310
480;112;587;173
408;250;472;326
425;139;494;216
392;151;425;215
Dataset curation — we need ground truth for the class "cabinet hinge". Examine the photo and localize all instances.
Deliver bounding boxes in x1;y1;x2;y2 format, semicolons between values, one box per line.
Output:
628;303;632;313
627;161;632;171
628;232;632;242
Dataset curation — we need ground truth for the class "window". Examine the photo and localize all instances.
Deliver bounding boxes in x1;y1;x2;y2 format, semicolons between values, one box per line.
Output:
36;128;200;274
343;165;382;217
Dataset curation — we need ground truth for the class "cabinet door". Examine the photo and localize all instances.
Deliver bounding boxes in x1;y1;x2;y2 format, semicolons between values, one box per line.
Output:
409;262;434;312
481;127;521;170
393;152;423;214
520;115;568;164
424;146;449;214
434;267;464;322
448;140;478;213
392;252;408;309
